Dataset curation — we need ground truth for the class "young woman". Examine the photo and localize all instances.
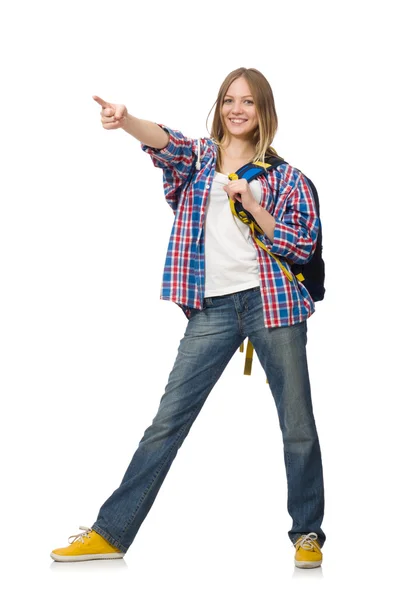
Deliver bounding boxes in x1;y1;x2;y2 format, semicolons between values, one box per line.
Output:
51;67;325;568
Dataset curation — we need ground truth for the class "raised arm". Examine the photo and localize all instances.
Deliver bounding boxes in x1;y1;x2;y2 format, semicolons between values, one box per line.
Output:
92;95;169;149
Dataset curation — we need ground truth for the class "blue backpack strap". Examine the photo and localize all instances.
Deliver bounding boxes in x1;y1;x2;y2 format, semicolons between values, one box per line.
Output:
234;161;269;180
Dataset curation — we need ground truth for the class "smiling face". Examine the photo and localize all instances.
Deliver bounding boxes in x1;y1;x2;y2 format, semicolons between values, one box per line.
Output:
221;76;259;140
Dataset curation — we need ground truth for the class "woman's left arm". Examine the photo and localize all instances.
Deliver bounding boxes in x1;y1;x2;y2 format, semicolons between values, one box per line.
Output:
250;173;319;264
269;173;319;264
223;179;277;242
223;171;319;263
246;204;276;243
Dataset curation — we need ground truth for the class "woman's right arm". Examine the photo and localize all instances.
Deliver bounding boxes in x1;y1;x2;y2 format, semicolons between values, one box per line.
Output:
93;95;209;212
122;114;170;149
92;95;169;149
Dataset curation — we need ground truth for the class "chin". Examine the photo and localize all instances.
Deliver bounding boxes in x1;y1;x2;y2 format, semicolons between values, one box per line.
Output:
228;126;255;137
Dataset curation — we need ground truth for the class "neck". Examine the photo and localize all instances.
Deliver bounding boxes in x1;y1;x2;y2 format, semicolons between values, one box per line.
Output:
221;137;256;159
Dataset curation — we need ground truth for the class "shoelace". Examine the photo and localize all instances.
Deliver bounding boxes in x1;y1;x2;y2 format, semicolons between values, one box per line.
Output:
68;526;92;545
294;532;319;551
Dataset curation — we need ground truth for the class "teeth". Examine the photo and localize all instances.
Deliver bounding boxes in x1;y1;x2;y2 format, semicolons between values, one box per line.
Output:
231;119;246;123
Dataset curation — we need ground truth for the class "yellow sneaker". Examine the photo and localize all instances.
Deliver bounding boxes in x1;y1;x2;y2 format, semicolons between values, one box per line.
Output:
50;526;125;562
294;533;323;569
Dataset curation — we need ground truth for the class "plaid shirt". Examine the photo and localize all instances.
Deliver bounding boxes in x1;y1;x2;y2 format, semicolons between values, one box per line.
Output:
141;125;319;328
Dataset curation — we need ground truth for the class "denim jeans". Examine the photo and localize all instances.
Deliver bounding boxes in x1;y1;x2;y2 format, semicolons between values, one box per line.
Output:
92;287;325;552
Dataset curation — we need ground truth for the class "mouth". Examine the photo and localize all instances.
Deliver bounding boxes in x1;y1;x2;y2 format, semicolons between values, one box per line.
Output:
229;118;248;125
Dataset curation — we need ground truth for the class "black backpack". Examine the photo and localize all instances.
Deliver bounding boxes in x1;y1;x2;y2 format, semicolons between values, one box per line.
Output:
230;157;325;302
228;157;325;376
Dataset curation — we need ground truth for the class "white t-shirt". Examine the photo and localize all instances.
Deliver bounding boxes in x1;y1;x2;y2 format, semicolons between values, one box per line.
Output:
204;171;262;297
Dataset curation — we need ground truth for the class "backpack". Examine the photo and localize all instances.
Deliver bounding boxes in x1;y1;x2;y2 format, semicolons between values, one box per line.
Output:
228;157;325;375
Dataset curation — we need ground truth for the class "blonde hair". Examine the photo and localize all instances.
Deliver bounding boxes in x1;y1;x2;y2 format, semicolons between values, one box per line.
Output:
206;67;282;171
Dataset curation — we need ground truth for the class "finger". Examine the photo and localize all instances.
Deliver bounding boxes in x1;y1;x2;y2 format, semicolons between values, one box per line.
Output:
102;115;116;123
114;107;125;120
93;95;111;108
102;121;122;130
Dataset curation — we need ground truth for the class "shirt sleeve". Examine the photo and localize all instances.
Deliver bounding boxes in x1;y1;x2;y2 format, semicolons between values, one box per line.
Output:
141;124;197;179
269;172;319;264
141;124;197;212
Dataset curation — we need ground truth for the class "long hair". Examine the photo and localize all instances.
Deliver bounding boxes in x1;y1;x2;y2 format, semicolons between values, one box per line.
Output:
206;67;282;171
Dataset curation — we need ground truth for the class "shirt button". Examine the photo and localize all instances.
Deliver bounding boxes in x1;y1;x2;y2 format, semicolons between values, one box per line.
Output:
206;184;210;189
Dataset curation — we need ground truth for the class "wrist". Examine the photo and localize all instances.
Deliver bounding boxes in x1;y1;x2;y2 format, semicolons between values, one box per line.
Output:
249;204;276;243
121;112;133;132
249;203;263;219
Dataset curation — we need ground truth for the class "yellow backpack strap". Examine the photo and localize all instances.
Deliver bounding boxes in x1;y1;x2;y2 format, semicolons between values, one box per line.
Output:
243;340;254;375
228;160;302;378
228;163;305;284
242;340;269;382
230;196;295;283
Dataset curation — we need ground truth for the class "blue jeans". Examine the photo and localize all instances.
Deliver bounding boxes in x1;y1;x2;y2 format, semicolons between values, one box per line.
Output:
92;287;325;552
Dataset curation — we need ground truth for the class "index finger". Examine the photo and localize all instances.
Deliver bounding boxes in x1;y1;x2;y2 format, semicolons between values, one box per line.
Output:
92;95;111;109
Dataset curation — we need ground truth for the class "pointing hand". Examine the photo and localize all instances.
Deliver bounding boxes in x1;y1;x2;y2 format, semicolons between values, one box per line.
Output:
93;95;128;130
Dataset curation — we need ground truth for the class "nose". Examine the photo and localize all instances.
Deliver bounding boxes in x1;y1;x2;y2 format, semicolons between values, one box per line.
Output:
231;103;244;114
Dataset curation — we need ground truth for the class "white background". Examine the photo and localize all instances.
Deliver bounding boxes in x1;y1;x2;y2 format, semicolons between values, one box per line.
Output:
1;0;396;597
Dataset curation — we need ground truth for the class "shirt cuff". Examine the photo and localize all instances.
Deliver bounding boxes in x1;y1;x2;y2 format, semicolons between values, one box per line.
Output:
270;220;298;258
141;124;181;159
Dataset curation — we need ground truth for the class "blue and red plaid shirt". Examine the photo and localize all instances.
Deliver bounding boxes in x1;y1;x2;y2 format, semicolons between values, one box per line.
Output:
141;125;319;328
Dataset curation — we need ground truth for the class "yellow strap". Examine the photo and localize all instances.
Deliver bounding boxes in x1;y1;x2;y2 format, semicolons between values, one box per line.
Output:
229;198;295;282
244;339;254;375
227;166;304;379
250;223;294;281
253;160;271;169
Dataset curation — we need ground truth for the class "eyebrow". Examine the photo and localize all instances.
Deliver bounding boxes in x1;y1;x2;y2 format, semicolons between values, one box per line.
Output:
224;94;253;98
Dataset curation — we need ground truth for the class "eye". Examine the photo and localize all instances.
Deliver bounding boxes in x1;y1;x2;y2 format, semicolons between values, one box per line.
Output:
245;100;254;105
223;98;232;103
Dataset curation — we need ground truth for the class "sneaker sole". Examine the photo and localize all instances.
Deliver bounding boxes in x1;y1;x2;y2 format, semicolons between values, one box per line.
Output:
50;552;125;562
294;559;322;569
